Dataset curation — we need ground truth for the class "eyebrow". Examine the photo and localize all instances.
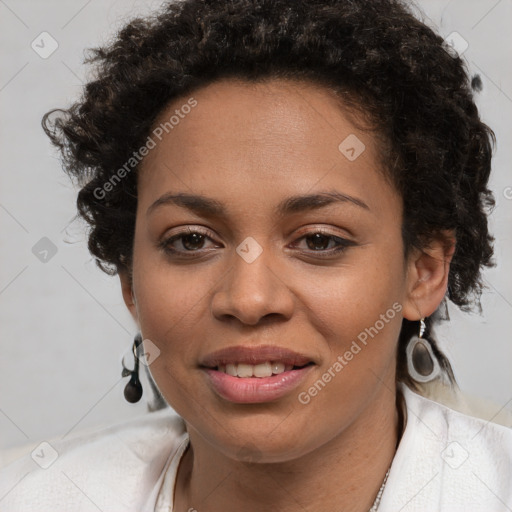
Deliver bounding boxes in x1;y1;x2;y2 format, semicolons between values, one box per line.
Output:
146;190;370;218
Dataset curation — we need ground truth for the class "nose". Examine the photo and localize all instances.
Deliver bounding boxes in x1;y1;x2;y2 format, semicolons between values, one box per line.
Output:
210;242;295;326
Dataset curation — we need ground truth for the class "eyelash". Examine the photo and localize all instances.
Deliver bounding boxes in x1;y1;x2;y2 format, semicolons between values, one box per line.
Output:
158;226;355;259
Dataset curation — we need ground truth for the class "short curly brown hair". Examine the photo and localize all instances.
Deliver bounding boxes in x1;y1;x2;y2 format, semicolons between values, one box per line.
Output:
43;0;496;386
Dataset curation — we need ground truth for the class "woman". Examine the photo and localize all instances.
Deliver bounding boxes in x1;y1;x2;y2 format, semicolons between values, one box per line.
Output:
1;0;511;510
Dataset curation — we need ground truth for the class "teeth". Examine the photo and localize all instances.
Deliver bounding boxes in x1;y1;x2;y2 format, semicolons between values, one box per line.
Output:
237;363;254;378
253;362;272;377
272;362;286;374
225;364;237;376
216;361;296;377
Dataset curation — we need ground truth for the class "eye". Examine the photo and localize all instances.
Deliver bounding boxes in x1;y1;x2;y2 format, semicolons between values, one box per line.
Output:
158;226;355;259
159;227;220;256
292;229;355;257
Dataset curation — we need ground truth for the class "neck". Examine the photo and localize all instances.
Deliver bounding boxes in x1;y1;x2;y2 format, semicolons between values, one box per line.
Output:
174;384;402;512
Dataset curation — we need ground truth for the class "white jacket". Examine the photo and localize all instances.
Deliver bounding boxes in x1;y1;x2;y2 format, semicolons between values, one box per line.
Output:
1;385;511;511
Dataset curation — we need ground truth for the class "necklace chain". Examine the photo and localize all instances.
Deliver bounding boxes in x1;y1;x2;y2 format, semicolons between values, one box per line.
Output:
368;467;390;512
368;387;404;511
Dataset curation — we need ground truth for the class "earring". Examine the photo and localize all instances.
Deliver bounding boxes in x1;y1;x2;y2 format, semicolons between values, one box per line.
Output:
406;318;441;383
122;333;143;403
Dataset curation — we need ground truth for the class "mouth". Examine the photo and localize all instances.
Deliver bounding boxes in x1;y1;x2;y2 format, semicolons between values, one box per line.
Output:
199;344;315;370
213;361;315;378
199;345;316;403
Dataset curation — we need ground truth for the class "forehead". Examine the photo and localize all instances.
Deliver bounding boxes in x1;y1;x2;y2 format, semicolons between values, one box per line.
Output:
144;77;377;165
138;78;398;218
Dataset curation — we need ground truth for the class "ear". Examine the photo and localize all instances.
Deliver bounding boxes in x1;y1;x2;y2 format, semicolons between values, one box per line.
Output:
402;232;456;320
119;268;139;324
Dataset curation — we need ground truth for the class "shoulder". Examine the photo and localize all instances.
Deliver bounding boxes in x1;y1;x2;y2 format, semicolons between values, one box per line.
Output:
404;384;512;460
0;409;189;512
380;384;512;512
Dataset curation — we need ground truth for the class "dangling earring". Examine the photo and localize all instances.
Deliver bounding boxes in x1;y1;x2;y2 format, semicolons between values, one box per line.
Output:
406;318;441;383
122;333;143;403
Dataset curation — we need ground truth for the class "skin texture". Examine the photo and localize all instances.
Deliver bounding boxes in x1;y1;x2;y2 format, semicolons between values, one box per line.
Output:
119;78;454;511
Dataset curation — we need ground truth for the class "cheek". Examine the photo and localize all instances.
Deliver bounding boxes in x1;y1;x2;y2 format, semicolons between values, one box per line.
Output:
296;248;405;399
134;266;212;354
303;248;405;338
289;265;404;437
130;234;213;363
132;259;215;417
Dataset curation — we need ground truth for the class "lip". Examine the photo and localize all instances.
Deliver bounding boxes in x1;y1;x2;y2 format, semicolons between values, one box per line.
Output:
199;344;314;368
203;365;315;403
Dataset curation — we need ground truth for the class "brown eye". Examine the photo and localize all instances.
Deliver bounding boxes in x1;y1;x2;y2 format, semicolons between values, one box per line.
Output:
305;233;333;251
159;227;220;257
180;232;206;250
292;230;356;259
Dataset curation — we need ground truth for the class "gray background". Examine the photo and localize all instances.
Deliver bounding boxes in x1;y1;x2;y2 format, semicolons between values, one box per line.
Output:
1;0;511;452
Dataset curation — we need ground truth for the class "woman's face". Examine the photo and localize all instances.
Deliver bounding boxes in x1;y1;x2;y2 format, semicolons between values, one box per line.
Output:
123;78;427;462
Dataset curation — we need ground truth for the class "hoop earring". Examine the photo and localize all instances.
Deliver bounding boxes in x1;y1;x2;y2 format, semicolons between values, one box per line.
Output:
406;318;441;383
122;333;143;403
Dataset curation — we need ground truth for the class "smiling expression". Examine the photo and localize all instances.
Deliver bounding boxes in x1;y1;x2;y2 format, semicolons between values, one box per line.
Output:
121;77;426;462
